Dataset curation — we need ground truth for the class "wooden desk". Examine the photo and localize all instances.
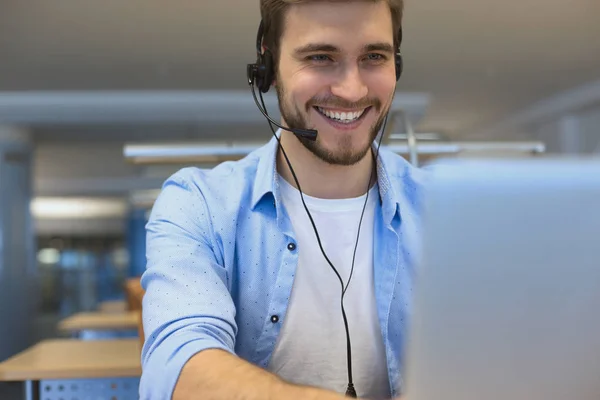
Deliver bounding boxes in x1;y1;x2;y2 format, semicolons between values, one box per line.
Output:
58;311;139;339
0;339;141;400
98;300;127;313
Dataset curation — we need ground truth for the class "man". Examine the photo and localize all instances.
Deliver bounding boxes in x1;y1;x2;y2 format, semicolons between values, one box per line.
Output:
139;0;425;399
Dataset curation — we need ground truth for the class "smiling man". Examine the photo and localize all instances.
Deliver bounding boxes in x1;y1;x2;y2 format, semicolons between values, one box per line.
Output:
139;1;425;399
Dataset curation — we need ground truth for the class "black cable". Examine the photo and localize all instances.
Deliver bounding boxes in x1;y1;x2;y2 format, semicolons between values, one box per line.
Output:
257;86;389;398
342;115;388;399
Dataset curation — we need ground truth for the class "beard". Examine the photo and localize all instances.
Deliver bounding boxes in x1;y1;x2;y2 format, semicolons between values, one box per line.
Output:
275;82;390;166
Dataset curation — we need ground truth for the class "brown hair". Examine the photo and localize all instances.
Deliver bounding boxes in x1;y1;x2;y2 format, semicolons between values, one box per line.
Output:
259;0;404;67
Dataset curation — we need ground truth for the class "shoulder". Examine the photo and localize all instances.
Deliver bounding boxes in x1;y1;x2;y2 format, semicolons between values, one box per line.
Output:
159;141;270;208
377;146;430;210
147;141;274;245
147;142;273;256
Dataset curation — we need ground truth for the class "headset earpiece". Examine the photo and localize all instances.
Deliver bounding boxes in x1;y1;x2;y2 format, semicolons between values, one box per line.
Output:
258;49;274;93
395;52;403;82
246;20;275;93
395;26;403;82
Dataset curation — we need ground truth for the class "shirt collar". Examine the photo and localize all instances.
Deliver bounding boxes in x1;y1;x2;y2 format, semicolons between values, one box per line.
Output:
250;129;404;226
251;132;282;212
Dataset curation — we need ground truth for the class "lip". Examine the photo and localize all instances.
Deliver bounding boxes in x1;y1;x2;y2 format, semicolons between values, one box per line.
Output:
316;106;368;113
313;106;372;131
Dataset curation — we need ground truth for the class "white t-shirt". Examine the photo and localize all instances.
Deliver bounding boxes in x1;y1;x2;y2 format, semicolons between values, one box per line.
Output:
267;175;391;399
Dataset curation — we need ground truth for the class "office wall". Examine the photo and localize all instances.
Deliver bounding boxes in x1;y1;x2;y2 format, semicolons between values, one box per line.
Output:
34;141;149;197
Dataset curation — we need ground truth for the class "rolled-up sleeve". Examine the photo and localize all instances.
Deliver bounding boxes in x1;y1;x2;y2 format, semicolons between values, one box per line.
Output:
139;169;237;400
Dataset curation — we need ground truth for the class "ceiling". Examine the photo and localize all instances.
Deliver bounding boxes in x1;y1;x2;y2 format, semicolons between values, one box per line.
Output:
2;0;600;139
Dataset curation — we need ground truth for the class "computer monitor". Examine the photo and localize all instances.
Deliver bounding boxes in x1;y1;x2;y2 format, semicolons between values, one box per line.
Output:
404;158;600;400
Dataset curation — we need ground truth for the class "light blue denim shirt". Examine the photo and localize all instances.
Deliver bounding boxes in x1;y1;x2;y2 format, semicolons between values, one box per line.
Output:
140;132;427;399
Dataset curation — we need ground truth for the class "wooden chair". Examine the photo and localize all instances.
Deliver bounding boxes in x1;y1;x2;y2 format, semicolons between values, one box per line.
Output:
124;277;146;346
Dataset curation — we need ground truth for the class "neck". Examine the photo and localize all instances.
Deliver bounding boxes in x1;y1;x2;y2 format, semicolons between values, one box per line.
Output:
276;130;376;200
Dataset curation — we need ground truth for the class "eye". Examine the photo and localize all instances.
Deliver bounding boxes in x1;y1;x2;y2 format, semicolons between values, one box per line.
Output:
307;54;332;63
365;53;386;62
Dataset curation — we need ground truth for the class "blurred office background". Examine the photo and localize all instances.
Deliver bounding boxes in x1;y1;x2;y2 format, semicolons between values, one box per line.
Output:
0;0;599;393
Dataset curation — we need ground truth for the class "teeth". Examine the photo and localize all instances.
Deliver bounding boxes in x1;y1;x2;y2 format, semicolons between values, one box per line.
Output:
317;107;366;123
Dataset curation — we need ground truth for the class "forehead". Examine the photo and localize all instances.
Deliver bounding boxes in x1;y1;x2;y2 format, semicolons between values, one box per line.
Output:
280;1;394;48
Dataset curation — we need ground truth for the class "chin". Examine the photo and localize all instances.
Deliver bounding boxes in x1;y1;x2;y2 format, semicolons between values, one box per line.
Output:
303;131;373;166
317;119;375;145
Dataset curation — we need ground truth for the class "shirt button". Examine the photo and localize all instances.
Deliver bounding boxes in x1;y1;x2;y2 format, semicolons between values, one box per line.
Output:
287;243;296;251
270;315;279;323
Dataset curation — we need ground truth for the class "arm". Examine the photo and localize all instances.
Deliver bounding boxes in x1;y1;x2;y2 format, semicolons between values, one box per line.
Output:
139;170;347;400
173;348;347;400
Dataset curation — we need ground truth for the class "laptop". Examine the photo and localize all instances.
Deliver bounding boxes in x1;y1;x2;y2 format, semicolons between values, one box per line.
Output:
403;157;600;400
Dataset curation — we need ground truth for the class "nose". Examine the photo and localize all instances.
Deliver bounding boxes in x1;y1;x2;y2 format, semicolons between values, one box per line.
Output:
330;63;368;104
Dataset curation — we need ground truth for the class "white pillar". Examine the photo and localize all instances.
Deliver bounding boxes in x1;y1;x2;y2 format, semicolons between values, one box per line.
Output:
0;125;35;362
558;115;581;154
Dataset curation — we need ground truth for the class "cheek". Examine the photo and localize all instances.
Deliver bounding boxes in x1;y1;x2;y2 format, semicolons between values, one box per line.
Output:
365;74;395;99
290;71;331;101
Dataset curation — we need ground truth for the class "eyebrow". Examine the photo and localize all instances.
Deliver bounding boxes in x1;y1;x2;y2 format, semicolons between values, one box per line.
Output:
363;42;395;54
293;42;395;56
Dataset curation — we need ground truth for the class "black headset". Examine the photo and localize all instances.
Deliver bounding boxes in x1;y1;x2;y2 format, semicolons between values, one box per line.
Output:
247;20;404;94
